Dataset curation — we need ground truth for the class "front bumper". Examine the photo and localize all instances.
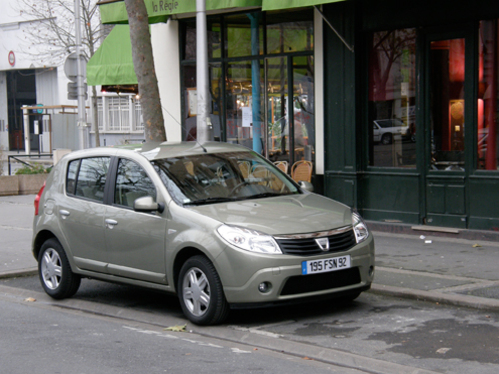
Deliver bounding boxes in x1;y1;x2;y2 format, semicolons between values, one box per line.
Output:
217;235;375;304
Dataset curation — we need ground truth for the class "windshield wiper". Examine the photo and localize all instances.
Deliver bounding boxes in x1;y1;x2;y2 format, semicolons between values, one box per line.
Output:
183;197;236;206
242;192;284;200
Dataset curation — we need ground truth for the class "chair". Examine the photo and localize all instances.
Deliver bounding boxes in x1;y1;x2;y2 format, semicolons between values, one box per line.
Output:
238;161;251;179
274;160;289;174
291;160;313;183
251;164;271;187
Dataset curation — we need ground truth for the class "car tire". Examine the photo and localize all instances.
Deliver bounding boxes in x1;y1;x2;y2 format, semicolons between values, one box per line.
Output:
381;133;392;145
178;255;229;325
38;238;81;300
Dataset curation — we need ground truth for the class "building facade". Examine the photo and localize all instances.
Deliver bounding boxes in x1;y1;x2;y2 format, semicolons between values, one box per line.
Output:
96;0;499;231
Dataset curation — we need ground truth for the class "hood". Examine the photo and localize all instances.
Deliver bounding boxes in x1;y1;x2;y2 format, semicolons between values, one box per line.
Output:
187;193;352;235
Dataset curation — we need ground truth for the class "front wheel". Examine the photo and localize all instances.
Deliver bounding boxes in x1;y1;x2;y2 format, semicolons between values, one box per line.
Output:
38;238;81;299
178;256;229;325
381;133;392;145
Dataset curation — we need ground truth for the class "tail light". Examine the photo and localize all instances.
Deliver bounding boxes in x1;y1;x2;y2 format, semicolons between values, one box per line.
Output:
34;182;46;216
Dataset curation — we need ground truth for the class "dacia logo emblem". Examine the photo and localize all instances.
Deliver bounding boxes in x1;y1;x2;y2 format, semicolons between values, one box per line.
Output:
315;238;329;251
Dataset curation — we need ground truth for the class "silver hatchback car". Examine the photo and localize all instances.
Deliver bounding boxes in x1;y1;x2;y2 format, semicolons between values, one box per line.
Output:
32;142;375;325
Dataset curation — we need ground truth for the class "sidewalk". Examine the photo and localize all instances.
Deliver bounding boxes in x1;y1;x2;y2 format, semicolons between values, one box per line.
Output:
2;192;499;313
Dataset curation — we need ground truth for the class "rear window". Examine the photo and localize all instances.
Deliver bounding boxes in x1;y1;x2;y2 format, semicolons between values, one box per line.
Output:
66;157;111;202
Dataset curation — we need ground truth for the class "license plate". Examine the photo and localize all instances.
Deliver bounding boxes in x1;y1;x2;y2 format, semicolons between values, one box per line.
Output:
301;255;351;275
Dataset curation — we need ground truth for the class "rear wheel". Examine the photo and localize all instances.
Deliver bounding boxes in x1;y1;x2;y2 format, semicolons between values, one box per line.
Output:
38;238;81;299
178;255;229;325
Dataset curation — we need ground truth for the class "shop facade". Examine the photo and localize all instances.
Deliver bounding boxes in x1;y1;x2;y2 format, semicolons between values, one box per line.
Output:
97;0;499;231
319;0;499;231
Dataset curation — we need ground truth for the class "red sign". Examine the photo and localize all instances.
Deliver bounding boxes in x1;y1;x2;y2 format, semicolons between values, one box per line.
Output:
8;51;15;67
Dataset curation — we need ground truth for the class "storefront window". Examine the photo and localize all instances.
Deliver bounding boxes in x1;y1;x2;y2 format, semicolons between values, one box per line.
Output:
478;20;499;170
267;55;314;165
182;64;223;141
267;57;289;161
225;12;263;58
266;10;314;54
181;9;314;170
183;19;222;60
368;28;417;168
226;60;264;150
293;56;314;163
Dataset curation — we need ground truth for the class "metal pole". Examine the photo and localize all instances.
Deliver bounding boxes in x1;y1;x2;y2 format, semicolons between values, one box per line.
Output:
74;0;87;149
22;106;30;155
196;0;210;144
249;13;262;154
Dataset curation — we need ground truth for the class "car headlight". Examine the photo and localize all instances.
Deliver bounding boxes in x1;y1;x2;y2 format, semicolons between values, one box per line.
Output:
217;225;282;254
352;211;369;243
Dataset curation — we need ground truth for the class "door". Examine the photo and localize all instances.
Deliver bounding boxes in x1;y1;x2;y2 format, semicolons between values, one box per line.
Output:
104;158;167;284
59;157;111;273
423;32;470;228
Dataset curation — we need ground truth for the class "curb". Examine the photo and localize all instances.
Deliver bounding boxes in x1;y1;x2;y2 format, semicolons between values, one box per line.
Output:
369;283;499;313
367;221;499;242
0;268;37;280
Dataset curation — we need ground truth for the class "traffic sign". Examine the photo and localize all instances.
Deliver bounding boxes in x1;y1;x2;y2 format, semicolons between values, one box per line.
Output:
64;52;86;82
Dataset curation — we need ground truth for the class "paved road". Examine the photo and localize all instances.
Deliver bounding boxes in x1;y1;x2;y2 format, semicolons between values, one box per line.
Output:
1;289;362;374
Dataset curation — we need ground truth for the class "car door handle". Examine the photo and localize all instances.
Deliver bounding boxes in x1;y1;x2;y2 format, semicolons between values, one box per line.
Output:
105;219;118;229
59;210;70;219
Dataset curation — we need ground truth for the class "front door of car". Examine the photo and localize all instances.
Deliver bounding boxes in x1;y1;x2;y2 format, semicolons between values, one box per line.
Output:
104;158;167;284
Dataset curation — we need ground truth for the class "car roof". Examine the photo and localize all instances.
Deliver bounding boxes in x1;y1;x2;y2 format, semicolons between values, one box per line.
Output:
111;141;253;161
62;142;255;163
137;141;253;160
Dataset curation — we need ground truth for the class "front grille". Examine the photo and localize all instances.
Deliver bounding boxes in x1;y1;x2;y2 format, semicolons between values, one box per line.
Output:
280;267;361;296
275;228;356;256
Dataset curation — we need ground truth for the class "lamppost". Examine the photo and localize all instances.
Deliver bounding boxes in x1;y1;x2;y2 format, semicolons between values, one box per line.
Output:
74;0;87;149
196;0;211;144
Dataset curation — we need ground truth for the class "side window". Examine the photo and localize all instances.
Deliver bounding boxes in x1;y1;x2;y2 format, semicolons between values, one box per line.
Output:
66;160;80;195
368;28;416;168
114;159;156;208
75;157;111;202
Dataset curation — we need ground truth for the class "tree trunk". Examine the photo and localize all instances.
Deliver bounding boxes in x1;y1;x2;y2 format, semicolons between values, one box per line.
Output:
124;0;167;143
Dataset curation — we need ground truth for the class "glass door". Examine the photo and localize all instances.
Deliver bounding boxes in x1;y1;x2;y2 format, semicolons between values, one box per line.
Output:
429;38;466;171
424;34;469;228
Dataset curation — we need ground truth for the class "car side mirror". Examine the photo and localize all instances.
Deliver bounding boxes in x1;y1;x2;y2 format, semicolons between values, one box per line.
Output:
299;181;314;192
133;196;165;213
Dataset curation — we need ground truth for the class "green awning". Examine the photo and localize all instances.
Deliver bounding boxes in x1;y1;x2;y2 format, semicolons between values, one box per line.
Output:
262;0;344;11
99;0;263;25
87;25;137;86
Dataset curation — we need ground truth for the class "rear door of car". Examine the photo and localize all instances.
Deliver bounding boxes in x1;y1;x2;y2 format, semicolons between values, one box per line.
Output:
104;157;167;284
58;156;111;273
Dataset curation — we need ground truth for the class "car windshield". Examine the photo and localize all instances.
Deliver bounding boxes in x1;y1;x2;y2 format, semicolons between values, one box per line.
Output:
152;151;300;205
